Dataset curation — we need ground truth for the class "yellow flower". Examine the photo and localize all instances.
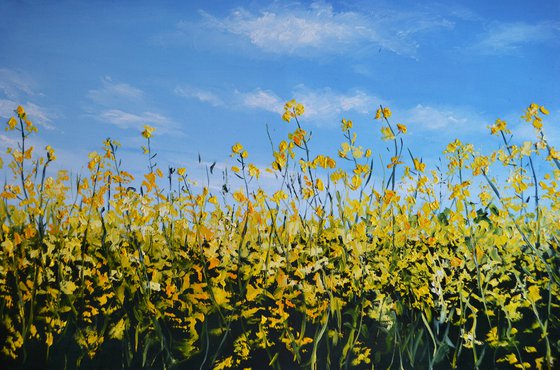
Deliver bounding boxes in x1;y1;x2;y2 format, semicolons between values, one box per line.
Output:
278;140;288;152
109;319;126;340
522;103;541;122
1;239;14;255
330;169;346;183
233;189;246;203
294;102;304;116
142;172;157;192
547;147;560;161
486;327;501;347
383;107;392;118
315;178;324;191
87;151;100;171
413;158;425;172
208;195;218;205
272;190;288;203
289;128;306;146
46;332;54;347
231;143;243;154
61;281;78;295
45;145;56;161
471;155;489;176
539;106;549;115
282;99;305;122
338;142;350;158
148;281;161;291
25;119;37;133
490;118;507;135
214;356;233;370
527;285;541;303
524;346;537;353
248;163;260;178
381;126;395;141
16;105;25;118
479;191;491;205
141;125;155;139
383;189;398;205
341;118;353;131
349;174;362;190
532;116;543;130
352;147;363;159
353;163;369;175
23;146;33;159
387;156;403;169
6;117;18;130
396;123;407;134
445;139;462;153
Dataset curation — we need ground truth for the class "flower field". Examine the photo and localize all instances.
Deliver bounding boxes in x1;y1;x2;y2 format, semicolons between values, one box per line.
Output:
1;102;559;369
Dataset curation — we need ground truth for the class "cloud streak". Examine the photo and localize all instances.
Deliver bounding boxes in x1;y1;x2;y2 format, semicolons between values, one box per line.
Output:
237;89;283;114
100;109;174;132
405;104;488;135
293;87;375;123
199;2;453;58
407;104;468;130
0;68;37;99
87;76;145;106
472;21;560;54
87;77;183;137
0;69;57;129
175;84;381;126
174;86;224;107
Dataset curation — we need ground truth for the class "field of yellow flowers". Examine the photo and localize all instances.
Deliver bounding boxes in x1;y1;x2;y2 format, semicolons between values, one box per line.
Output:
1;102;559;369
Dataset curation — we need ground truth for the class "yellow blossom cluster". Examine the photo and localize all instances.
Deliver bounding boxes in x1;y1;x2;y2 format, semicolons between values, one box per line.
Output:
0;102;558;370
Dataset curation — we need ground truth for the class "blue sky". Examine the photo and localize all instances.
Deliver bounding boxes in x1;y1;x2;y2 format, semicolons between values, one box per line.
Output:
1;0;559;191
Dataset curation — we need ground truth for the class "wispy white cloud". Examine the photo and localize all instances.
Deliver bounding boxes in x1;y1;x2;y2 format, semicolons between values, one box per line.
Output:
242;85;382;126
199;2;453;58
0;69;56;128
472;21;560;54
237;88;283;114
444;4;482;22
99;109;174;133
292;86;377;125
0;99;19;119
175;85;283;113
407;104;467;130
406;104;487;134
0;68;37;99
174;86;224;107
87;76;144;106
0;69;58;130
176;83;380;127
88;77;183;136
0;133;19;149
25;102;57;130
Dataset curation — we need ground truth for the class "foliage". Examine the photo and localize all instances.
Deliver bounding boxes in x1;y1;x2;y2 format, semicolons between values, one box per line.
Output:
0;102;559;369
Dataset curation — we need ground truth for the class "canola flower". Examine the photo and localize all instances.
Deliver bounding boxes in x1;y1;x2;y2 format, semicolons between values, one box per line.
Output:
141;124;155;139
0;102;559;370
